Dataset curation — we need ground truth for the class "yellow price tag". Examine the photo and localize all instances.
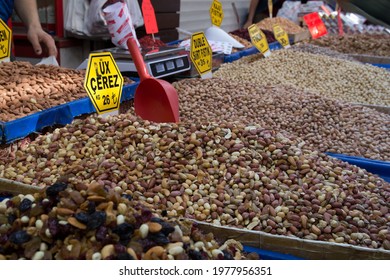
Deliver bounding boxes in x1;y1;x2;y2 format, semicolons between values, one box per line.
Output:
190;32;212;78
0;19;12;62
248;24;271;57
210;0;224;27
273;24;290;48
84;52;123;116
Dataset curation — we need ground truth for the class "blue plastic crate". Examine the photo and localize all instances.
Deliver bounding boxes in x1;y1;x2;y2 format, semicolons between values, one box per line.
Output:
243;245;303;260
327;153;390;183
224;52;242;63
0;83;138;144
370;63;390;71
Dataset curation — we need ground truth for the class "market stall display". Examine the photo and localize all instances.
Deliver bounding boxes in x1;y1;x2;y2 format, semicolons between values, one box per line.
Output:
0;115;389;254
0;181;256;260
215;49;390;106
1;4;390;261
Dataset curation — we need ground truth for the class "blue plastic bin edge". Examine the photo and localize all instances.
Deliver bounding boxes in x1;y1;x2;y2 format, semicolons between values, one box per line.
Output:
243;245;303;260
326;153;390;183
370;63;390;70
224;42;284;63
1;83;138;144
0;121;4;142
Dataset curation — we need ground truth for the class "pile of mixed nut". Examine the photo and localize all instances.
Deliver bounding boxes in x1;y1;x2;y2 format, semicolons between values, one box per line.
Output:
1;115;389;253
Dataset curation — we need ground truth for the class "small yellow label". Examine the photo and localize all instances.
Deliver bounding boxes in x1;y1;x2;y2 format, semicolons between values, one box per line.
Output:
190;32;212;76
84;52;123;114
248;24;271;57
0;19;12;62
273;24;290;48
210;0;224;27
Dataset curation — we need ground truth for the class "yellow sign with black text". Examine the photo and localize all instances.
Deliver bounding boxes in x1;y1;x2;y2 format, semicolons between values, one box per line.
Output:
209;0;224;27
0;19;11;61
190;32;212;76
248;24;271;57
84;52;123;115
273;24;290;48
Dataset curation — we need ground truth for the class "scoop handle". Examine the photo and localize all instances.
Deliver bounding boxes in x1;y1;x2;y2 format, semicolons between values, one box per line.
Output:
268;0;273;18
127;37;151;81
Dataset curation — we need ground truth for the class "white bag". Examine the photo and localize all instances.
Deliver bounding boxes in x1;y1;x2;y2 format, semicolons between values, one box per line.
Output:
85;0;107;36
64;0;89;36
86;0;144;36
276;1;302;24
127;0;144;28
102;1;140;49
65;0;144;37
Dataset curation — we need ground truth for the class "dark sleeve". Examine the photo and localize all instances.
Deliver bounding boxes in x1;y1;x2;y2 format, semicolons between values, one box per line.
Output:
0;0;15;23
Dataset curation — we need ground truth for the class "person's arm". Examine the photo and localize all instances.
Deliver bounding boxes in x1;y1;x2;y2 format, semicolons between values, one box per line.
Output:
14;0;57;56
243;0;260;29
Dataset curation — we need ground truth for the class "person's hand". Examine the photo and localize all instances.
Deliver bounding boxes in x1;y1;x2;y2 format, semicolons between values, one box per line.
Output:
27;26;57;57
243;20;253;29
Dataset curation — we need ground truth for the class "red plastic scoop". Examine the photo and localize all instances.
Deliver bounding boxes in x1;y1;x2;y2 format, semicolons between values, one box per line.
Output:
126;37;179;123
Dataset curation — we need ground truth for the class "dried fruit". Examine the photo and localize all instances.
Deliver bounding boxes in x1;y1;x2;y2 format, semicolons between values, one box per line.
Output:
19;199;33;212
9;231;31;245
87;211;106;230
46;182;67;198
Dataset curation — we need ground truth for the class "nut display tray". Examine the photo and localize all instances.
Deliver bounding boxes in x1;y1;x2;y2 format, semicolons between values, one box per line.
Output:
0;83;138;144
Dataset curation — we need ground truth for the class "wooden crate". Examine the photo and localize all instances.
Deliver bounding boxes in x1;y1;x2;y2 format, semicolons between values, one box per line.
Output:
194;220;390;260
0;178;44;196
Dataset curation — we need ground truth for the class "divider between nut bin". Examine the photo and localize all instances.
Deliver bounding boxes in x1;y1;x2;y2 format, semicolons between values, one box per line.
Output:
1;82;138;144
326;153;390;183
